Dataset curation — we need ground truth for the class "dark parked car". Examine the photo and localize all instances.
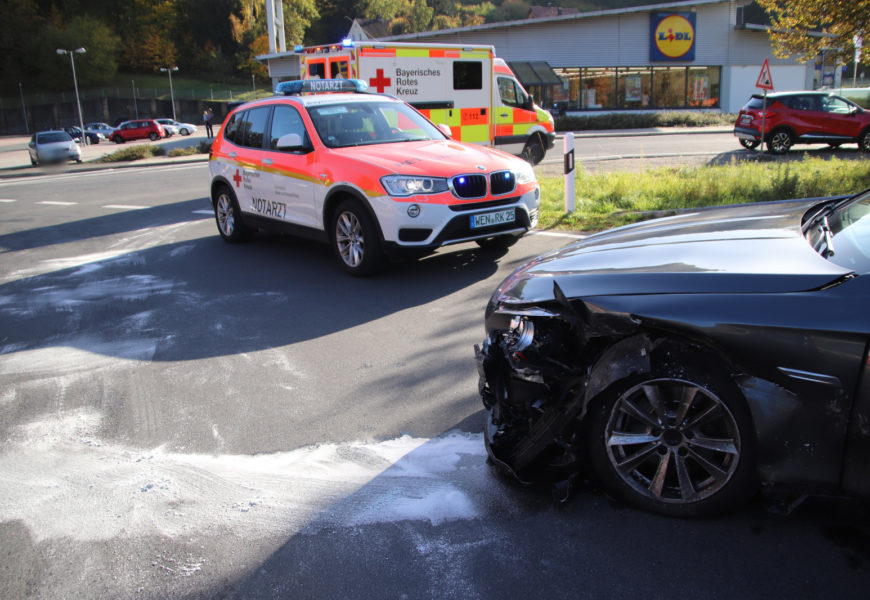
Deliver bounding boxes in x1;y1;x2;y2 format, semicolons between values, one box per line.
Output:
476;189;870;517
734;91;870;153
63;126;102;145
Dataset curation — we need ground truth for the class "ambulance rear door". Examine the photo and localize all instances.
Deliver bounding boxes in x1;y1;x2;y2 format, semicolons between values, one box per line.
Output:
355;45;494;147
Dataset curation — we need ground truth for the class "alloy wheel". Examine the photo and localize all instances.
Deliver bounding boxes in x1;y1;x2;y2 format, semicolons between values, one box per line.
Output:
216;193;235;237
604;378;742;506
336;210;364;268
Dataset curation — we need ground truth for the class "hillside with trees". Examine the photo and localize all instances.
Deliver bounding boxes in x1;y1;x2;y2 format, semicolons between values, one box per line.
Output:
1;1;661;92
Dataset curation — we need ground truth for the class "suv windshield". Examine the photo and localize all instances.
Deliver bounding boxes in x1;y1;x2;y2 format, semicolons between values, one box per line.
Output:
307;101;445;149
804;189;870;272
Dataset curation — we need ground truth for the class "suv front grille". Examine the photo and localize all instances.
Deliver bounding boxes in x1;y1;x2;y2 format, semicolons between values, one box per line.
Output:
489;171;516;195
451;174;487;198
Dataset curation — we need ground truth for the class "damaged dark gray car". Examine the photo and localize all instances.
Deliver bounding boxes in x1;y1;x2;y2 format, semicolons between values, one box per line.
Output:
476;188;870;517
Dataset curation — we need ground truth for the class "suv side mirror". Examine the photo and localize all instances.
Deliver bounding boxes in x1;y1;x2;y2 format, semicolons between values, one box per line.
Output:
276;132;312;153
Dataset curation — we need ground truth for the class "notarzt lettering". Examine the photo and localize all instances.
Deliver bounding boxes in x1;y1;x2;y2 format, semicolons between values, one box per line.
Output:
251;197;287;219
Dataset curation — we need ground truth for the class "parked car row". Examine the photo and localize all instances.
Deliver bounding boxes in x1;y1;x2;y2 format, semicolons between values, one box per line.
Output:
26;116;201;166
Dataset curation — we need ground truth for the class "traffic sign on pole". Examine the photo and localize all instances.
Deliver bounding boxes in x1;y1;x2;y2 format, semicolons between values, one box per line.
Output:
756;58;774;91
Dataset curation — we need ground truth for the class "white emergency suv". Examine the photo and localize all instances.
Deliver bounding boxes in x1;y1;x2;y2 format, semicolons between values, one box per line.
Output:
208;79;541;276
270;41;555;164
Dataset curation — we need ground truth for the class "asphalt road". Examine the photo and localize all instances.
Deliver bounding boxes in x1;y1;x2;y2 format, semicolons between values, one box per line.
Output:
1;159;869;599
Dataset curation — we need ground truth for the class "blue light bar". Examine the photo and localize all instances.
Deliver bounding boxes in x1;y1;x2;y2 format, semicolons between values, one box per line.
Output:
275;79;369;95
342;38;354;48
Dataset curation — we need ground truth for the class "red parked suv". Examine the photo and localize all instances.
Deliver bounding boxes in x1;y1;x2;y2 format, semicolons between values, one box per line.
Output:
734;91;870;154
109;119;165;143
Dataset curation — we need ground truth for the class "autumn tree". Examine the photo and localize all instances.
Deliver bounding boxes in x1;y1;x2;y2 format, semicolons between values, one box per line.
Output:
757;0;870;65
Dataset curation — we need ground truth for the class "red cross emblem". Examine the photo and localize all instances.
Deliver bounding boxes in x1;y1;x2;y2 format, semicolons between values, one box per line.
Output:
232;169;242;187
369;68;391;93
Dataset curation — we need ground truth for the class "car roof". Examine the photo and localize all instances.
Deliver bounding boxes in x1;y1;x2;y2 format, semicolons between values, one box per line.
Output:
229;90;399;115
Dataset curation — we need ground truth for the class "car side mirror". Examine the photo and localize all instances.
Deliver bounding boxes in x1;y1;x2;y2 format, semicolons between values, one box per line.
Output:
275;133;311;153
437;123;452;138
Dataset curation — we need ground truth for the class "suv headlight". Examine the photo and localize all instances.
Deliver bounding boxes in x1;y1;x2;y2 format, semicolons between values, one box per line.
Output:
381;175;449;197
514;162;536;185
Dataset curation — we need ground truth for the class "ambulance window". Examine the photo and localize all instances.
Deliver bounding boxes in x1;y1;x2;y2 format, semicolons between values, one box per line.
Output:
269;105;309;151
237;106;270;148
308;62;326;79
331;60;348;79
498;77;528;108
454;61;483;90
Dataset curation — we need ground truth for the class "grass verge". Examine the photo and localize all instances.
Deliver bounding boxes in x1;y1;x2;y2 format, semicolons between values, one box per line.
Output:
537;156;870;232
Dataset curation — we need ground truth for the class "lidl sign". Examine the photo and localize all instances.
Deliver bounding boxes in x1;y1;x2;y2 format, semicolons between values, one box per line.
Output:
650;12;696;61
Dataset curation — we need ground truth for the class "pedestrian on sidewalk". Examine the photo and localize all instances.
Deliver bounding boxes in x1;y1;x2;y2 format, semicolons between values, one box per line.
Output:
204;108;214;138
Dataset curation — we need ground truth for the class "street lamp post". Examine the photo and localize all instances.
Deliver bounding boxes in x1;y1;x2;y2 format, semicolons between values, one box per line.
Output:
18;82;28;134
56;47;86;144
160;66;179;120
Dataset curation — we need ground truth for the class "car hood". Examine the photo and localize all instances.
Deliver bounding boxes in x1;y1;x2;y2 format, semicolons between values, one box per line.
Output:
496;198;853;304
333;139;524;176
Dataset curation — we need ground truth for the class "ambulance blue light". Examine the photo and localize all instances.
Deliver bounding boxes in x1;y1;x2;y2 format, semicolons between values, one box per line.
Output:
342;38;354;48
275;79;369;95
294;45;304;53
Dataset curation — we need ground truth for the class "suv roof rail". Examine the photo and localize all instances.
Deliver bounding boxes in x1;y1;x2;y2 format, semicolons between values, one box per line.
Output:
275;78;370;96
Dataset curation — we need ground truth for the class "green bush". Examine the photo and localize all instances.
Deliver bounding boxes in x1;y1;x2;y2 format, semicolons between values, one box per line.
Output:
538;156;870;231
167;146;200;157
554;111;736;131
96;144;166;162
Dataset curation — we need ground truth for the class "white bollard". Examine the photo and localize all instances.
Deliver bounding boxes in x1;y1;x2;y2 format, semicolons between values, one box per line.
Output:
564;132;575;213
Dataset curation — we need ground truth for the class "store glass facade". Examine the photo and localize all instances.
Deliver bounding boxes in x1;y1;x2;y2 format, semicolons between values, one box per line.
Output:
551;66;720;111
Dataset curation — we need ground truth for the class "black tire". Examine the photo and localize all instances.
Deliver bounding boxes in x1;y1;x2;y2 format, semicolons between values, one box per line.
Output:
738;138;759;150
331;199;385;276
475;235;520;251
859;129;870;153
521;134;546;165
766;129;793;154
149;132;159;141
213;185;252;243
113;134;124;144
180;128;191;136
585;350;757;517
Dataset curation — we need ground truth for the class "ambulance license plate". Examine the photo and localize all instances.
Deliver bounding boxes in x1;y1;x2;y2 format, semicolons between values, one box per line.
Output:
471;209;515;229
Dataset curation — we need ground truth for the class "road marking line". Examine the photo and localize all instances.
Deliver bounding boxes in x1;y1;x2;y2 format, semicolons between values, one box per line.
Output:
0;198;17;203
103;204;147;210
38;200;77;206
192;210;213;215
529;230;586;239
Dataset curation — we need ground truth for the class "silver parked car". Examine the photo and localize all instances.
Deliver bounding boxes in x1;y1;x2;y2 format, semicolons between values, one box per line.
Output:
28;130;82;166
156;118;197;136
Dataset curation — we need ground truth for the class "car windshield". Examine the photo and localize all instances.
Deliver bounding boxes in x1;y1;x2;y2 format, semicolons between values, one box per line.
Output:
306;100;445;149
38;132;71;143
804;189;870;272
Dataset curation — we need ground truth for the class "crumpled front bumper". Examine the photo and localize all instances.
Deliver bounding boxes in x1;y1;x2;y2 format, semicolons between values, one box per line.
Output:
475;327;588;483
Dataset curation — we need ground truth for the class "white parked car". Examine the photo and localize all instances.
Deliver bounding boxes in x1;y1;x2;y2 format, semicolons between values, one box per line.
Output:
28;130;82;166
156;118;197;136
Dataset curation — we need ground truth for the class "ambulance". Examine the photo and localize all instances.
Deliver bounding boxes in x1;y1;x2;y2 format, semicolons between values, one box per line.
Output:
297;40;555;164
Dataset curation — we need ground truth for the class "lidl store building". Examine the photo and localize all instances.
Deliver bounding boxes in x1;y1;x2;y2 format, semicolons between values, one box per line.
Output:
366;0;825;114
